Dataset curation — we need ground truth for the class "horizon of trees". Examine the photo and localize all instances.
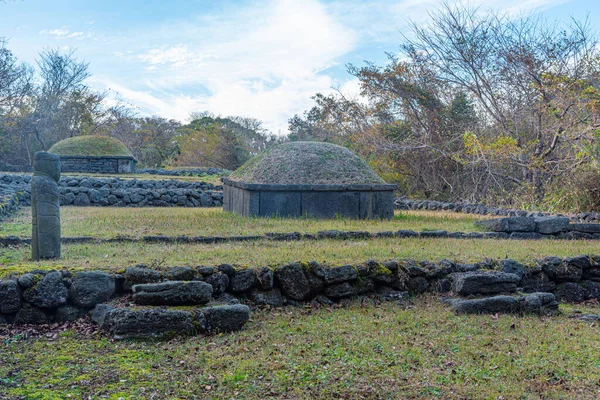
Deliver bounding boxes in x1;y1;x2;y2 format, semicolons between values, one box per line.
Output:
3;2;600;212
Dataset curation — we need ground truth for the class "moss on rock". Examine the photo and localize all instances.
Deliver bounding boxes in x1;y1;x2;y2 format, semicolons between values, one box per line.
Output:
49;136;133;157
229;141;385;185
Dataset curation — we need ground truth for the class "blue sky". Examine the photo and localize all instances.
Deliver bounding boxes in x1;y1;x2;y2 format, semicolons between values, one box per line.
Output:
1;0;599;134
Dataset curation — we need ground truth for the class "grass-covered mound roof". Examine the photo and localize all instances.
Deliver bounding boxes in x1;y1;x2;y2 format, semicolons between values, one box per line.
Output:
229;141;385;185
49;135;133;157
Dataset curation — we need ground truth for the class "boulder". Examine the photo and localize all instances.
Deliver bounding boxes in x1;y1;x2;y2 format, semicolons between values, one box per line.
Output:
475;217;535;233
230;269;256;293
203;304;250;333
534;216;569;234
17;273;36;289
13;304;51;325
554;282;586;303
22;271;68;309
451;295;520;314
453;272;520;295
257;267;274;290
55;305;90;322
520;270;555;293
123;267;162;291
133;281;212;306
312;264;357;284
94;306;197;339
501;259;525;279
540;257;582;282
407;277;429;294
275;263;312;301
166;266;196;281
324;278;374;299
205;273;229;297
580;280;600;300
0;280;22;314
521;292;559;315
69;271;115;308
249;289;284;307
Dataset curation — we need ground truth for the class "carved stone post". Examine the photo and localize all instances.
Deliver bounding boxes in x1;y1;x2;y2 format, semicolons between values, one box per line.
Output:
31;151;61;260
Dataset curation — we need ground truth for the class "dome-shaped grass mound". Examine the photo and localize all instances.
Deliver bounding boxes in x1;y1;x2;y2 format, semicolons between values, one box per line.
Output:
49;136;133;157
229;141;385;185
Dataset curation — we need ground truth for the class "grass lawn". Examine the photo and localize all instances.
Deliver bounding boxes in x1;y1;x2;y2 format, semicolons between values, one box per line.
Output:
2;207;600;399
3;237;600;277
1;207;490;239
1;298;599;399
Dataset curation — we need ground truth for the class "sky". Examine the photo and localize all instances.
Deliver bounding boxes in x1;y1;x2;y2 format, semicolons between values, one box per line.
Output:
1;0;599;135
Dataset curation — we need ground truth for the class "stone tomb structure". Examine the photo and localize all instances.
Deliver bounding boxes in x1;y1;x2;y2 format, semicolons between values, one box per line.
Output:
223;142;396;219
49;135;137;174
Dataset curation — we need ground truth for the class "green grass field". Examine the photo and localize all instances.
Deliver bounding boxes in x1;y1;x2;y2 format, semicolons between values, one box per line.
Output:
2;206;600;399
1;207;489;239
1;298;599;399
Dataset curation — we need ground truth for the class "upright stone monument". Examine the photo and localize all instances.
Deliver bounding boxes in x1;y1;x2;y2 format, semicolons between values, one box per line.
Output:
31;151;61;260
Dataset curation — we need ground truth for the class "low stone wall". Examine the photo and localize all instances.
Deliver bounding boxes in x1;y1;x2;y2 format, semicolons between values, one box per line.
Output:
0;188;20;221
137;167;230;177
2;255;599;327
395;198;600;223
476;216;600;239
0;174;223;208
59;155;137;174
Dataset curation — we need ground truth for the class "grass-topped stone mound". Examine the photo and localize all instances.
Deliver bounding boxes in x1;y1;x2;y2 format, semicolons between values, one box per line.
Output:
229;141;384;185
223;141;397;218
48;135;137;174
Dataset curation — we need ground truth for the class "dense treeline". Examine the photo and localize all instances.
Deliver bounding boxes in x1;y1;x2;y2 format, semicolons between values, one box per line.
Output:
3;3;600;211
0;40;279;170
289;3;600;211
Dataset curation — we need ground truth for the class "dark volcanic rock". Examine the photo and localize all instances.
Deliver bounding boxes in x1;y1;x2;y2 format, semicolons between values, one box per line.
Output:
13;304;51;325
451;295;520;314
554;282;586;303
123;267;162;291
69;271;115;307
55;305;90;322
205;273;229;297
540;257;582;282
166;266;196;281
257;267;274;290
275;263;312;301
501;259;525;279
534;216;569;234
23;271;68;309
133;281;213;306
519;270;555;293
312;264;357;284
475;217;535;233
407;277;429;294
453;272;520;295
203;304;250;333
230;269;256;293
580;280;600;300
95;306;196;339
0;280;22;314
250;289;284;307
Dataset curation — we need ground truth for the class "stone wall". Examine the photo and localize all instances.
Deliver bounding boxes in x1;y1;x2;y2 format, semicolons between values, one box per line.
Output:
2;255;599;328
59;156;137;174
0;188;19;221
0;174;223;208
395;198;600;223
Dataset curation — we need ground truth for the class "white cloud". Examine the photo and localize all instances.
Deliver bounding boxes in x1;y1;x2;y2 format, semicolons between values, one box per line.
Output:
101;0;356;134
92;0;574;134
40;27;85;39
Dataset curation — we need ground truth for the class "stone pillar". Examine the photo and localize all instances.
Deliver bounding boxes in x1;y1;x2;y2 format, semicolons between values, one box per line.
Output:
31;151;61;260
